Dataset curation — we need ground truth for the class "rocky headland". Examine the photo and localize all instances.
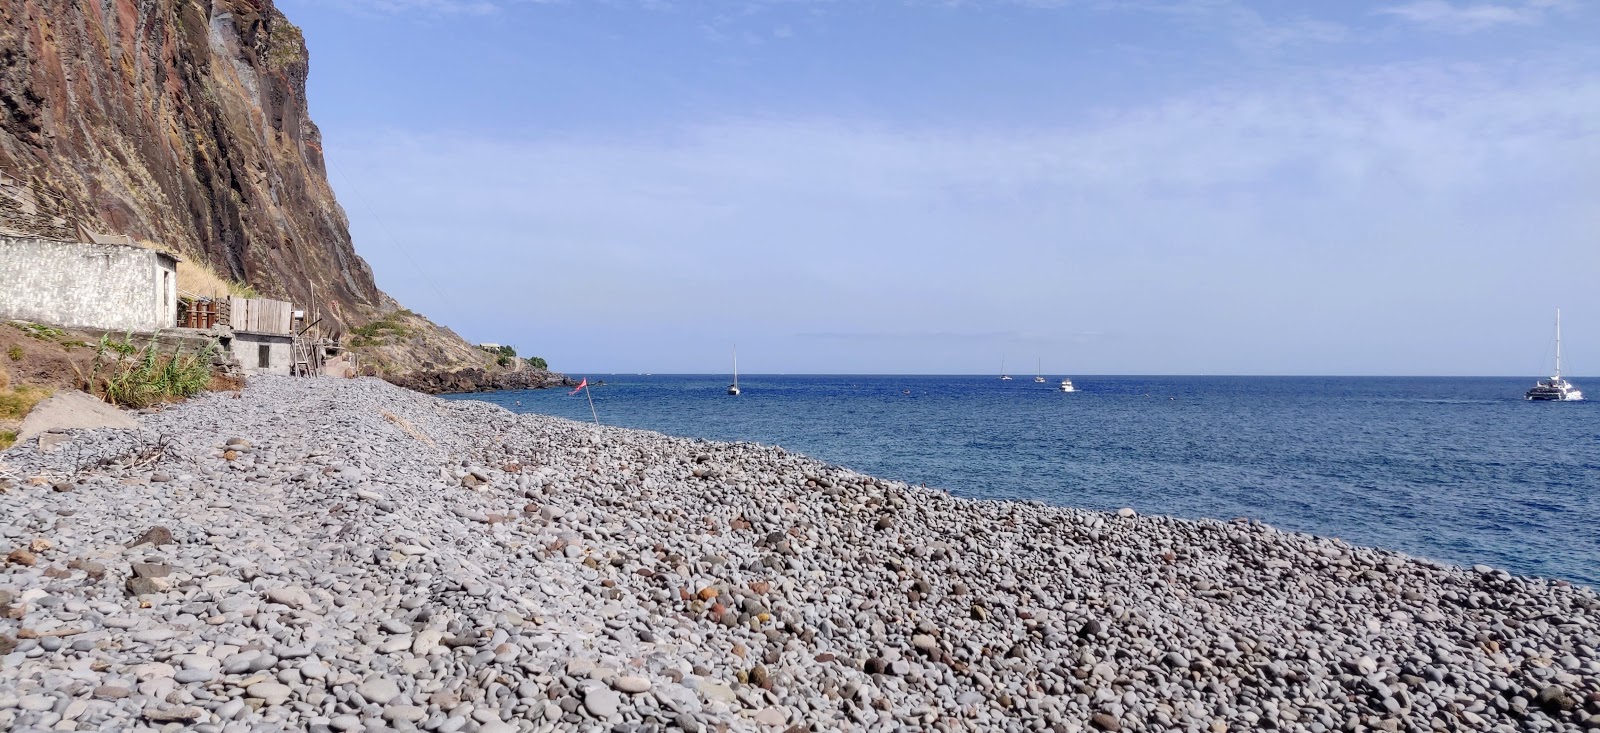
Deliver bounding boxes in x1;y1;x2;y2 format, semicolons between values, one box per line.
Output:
0;1;515;377
384;367;574;396
1;377;1598;732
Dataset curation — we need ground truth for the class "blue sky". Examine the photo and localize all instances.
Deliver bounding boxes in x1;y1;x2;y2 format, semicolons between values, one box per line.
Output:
280;0;1599;375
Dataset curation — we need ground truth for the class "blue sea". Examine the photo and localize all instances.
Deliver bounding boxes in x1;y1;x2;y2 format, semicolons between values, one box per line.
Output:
446;376;1600;587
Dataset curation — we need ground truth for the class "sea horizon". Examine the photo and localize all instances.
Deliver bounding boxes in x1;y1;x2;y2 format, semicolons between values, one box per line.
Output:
453;374;1599;587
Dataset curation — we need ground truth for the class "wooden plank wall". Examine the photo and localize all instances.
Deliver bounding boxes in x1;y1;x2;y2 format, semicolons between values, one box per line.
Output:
228;297;293;334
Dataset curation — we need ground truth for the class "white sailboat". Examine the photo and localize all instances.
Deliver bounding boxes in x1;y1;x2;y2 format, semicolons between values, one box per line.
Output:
1034;359;1046;383
1000;357;1012;381
1526;309;1582;401
727;347;741;396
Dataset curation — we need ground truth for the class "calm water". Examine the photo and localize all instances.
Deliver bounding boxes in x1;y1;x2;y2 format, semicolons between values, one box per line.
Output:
447;376;1600;586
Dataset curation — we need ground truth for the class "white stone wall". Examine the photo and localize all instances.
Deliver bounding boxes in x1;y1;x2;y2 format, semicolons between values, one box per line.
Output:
232;332;294;376
0;237;177;332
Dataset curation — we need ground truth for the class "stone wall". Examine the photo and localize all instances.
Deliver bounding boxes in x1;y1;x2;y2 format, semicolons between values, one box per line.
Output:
0;237;177;332
231;331;294;376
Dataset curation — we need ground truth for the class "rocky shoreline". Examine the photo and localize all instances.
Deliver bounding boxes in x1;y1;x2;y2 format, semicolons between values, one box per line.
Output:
1;376;1597;732
383;368;574;395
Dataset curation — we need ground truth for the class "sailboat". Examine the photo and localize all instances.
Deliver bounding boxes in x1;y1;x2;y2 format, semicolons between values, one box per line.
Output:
1034;359;1046;383
727;347;741;396
1526;309;1582;401
1000;357;1012;381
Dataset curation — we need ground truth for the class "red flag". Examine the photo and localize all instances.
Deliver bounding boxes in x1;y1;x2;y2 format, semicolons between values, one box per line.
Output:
568;378;587;396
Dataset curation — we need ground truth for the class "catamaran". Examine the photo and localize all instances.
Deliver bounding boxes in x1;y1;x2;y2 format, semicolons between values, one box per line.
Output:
727;347;741;396
1526;309;1582;401
1000;357;1012;381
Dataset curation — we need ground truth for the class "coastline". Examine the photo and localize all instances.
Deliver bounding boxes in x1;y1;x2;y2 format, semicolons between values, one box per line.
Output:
1;376;1596;731
383;367;575;395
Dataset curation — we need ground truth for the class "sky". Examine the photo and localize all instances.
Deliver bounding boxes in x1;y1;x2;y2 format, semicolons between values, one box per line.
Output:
278;0;1600;376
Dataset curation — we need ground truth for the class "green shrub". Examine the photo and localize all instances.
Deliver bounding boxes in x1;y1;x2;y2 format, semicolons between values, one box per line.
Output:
0;430;16;451
6;345;21;361
229;281;261;298
86;335;217;408
348;313;415;348
15;323;66;341
526;356;548;370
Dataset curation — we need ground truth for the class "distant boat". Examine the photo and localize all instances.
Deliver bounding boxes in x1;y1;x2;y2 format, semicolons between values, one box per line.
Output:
1059;378;1075;393
1526;309;1582;401
1034;359;1046;383
1000;357;1012;381
727;347;740;396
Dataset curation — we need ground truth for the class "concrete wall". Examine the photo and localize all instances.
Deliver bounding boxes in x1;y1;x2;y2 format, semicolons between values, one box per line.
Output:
0;237;178;332
231;332;294;376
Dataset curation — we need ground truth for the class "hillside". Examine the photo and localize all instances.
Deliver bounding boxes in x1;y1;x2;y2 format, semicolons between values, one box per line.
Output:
0;0;503;378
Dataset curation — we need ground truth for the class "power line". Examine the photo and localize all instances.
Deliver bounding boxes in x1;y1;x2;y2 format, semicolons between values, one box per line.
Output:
326;157;452;310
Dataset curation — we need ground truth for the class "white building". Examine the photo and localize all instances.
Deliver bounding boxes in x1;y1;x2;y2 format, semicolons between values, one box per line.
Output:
0;235;178;332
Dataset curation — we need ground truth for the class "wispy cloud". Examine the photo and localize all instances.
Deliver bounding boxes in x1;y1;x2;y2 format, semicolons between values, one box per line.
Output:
325;58;1600;372
1117;0;1349;49
800;330;1106;344
313;0;507;16
1377;0;1569;33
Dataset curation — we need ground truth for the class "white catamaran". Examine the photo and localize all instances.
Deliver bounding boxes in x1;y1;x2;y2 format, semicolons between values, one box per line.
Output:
1526;309;1582;401
728;347;741;396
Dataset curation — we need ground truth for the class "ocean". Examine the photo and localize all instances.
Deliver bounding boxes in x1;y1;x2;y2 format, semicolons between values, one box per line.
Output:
446;375;1600;586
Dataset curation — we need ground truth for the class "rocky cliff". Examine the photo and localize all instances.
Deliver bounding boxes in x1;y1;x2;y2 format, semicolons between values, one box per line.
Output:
0;0;507;377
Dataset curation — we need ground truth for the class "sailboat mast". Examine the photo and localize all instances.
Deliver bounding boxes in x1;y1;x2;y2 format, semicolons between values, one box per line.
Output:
733;347;739;388
1555;309;1562;379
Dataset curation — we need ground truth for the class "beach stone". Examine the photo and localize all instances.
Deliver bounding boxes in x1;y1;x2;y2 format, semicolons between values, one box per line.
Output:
613;675;651;693
266;587;312;609
0;374;1594;733
382;705;427;723
358;676;401;705
412;628;444;656
247;682;294;706
17;694;53;711
584;687;621;718
93;685;132;700
175;668;215;684
127;526;174;548
144;706;204;723
132;562;171;578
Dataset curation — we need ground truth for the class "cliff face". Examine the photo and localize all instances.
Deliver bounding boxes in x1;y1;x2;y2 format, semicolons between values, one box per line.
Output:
1;0;368;314
0;0;492;374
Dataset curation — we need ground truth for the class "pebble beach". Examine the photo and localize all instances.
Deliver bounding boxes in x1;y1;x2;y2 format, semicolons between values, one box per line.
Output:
1;376;1597;733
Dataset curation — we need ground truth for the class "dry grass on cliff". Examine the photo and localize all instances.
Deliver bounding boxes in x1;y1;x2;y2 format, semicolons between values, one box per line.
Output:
138;239;258;299
0;361;52;450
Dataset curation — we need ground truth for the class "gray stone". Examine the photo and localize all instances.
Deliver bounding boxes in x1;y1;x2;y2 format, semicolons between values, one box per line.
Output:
358;676;401;705
584;687;621;718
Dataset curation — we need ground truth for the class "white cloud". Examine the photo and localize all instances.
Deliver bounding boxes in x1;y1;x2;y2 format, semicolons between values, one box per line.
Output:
312;0;508;16
324;60;1600;372
1113;0;1349;49
1377;0;1568;32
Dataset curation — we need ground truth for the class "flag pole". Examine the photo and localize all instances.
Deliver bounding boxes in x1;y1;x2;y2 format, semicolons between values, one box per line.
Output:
584;382;600;428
